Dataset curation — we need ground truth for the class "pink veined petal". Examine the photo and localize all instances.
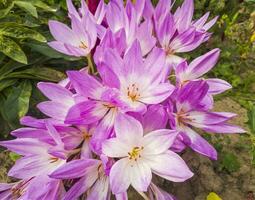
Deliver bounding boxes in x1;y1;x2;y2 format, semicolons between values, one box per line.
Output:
110;158;131;194
48;20;79;44
129;160;152;192
50;159;99;179
115;192;128;200
115;113;143;143
123;40;144;76
67;70;103;98
80;140;92;159
8;155;52;179
45;121;63;146
106;0;125;33
102;138;130;158
86;176;110;200
144;150;193;182
182;127;217;160
149;183;176;200
48;41;76;56
156;13;175;47
175;33;206;53
154;0;171;21
136;20;156;56
206;78;232;95
64;43;90;56
63;168;98;200
37;82;74;104
144;47;167;84
143;129;178;155
37;101;70;121
185;111;237;127
11;127;49;139
0;138;48;156
91;112;119;155
203;123;246;134
95;0;106;24
174;0;194;32
203;16;218;31
142;105;168;133
65;101;107;125
66;0;80;19
188;48;220;79
192;12;210;29
140;83;175;104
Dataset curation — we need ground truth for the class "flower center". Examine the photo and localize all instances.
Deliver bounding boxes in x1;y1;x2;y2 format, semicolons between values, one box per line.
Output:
79;41;87;49
127;83;140;102
176;110;192;126
83;132;92;141
49;157;59;163
128;146;144;161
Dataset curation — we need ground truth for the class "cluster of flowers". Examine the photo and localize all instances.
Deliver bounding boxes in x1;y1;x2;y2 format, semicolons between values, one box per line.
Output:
0;0;245;199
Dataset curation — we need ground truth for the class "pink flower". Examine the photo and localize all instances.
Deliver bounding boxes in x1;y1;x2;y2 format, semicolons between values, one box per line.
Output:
102;113;193;194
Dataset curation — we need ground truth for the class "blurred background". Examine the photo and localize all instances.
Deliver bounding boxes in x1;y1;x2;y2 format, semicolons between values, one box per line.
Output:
0;0;254;199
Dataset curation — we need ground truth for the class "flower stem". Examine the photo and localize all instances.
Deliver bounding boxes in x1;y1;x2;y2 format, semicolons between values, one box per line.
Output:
138;192;149;200
87;53;95;74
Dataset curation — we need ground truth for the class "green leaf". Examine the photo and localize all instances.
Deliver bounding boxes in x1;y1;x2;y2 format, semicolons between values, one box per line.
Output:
0;35;27;64
14;1;38;18
9;152;21;161
248;105;255;134
220;152;240;173
0;22;46;42
2;80;32;128
0;2;14;19
0;79;17;91
6;67;66;82
28;0;57;12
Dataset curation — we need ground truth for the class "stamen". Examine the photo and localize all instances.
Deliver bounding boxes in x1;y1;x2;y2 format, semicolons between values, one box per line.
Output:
127;83;140;102
128;146;144;160
79;41;87;49
49;157;59;163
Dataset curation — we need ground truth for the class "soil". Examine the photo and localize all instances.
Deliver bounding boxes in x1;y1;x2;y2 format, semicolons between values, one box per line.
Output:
0;97;254;200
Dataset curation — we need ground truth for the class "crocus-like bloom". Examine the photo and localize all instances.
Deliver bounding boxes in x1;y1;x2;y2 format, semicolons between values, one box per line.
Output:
102;113;193;194
104;0;156;55
153;0;218;65
0;122;68;199
168;80;245;159
175;48;232;95
37;82;79;122
48;9;97;57
50;156;127;200
66;41;174;152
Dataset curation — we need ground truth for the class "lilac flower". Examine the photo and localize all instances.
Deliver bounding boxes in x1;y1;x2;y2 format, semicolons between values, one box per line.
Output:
104;0;155;55
102;113;193;194
168;80;245;159
50;156;127;200
0;122;68;199
153;0;218;65
48;10;97;57
175;48;232;95
66;41;174;152
37;82;79;122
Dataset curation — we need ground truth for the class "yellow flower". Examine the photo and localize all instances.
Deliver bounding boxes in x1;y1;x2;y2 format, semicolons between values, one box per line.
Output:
207;192;222;200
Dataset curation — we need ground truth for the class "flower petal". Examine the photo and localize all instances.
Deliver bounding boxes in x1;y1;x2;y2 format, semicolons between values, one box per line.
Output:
143;129;178;155
115;113;143;143
144;150;193;182
110;158;131;194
